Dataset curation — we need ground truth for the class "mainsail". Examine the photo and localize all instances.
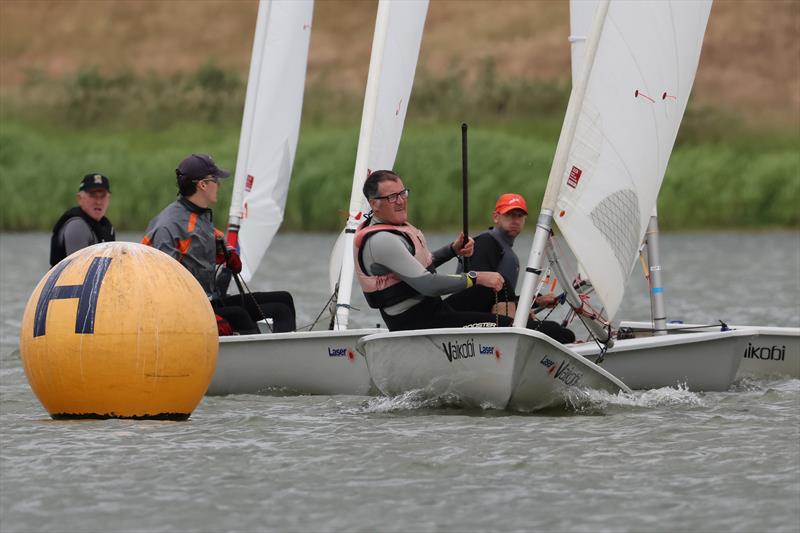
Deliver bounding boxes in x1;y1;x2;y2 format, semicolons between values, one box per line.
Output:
332;0;429;330
227;0;314;282
554;0;712;321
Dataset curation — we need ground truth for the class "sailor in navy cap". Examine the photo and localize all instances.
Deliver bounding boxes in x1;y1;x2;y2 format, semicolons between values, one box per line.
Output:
141;154;296;335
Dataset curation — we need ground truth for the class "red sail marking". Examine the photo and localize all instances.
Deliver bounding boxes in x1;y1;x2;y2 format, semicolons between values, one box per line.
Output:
634;89;655;103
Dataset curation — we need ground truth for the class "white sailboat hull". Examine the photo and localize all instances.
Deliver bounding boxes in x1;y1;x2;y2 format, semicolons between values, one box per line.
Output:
207;328;384;396
357;327;631;412
570;329;756;391
619;321;800;379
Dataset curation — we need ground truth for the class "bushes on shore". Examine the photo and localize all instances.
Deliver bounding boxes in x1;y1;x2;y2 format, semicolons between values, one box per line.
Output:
1;64;797;231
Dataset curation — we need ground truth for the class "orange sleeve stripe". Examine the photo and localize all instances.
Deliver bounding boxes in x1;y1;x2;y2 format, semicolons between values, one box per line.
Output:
187;213;198;233
177;238;191;257
141;235;151;246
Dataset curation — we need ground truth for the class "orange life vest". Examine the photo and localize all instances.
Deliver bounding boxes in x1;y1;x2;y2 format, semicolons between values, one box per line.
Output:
353;220;434;309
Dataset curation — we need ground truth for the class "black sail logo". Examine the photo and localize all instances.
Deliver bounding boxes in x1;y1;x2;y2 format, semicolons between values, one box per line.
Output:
442;339;476;362
743;343;785;361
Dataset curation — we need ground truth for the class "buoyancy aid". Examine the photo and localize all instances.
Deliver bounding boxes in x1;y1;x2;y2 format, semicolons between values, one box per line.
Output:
353;220;434;309
50;207;115;266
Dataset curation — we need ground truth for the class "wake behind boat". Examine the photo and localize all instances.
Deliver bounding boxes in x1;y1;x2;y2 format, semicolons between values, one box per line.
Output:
358;327;630;411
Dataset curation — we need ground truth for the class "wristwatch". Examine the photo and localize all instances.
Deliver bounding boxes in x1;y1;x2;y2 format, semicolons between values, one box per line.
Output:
467;271;478;287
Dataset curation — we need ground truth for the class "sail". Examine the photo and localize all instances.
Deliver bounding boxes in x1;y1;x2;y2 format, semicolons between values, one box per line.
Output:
568;0;595;88
332;0;429;329
228;0;314;282
555;0;711;320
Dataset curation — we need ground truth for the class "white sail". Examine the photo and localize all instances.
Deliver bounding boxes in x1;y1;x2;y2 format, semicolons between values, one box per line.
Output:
332;0;429;330
228;0;314;282
568;0;595;88
555;0;711;320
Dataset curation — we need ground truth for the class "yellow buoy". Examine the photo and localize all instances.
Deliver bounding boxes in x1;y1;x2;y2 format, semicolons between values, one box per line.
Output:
19;242;218;420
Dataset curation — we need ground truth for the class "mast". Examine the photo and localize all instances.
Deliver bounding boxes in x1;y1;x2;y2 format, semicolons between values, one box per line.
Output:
645;209;667;335
514;0;610;334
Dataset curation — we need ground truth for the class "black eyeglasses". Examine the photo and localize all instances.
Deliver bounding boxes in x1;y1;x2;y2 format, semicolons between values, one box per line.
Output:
195;176;219;184
371;188;410;203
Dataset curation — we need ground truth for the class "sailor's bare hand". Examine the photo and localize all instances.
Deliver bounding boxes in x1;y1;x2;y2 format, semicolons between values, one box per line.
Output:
477;272;504;292
534;293;558;308
452;233;474;257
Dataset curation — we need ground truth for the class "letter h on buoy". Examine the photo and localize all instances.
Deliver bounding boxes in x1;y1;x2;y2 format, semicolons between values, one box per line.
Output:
33;257;112;337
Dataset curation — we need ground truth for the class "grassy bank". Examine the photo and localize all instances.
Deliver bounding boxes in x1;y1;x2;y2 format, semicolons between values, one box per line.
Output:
1;65;798;232
2;119;797;233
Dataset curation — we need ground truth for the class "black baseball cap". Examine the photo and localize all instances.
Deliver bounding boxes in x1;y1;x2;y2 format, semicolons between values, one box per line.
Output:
176;153;230;180
79;173;110;193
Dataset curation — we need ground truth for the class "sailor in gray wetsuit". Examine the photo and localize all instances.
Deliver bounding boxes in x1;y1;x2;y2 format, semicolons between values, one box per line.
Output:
142;154;296;334
353;170;507;331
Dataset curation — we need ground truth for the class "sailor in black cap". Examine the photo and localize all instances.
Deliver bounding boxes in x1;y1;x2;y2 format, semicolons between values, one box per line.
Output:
50;173;115;266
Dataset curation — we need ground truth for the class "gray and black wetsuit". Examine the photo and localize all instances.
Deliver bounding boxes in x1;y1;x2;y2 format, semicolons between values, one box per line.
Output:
355;217;514;331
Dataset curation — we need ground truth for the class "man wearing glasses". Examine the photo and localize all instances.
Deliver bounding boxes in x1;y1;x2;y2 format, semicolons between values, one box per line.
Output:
353;170;508;331
142;153;296;334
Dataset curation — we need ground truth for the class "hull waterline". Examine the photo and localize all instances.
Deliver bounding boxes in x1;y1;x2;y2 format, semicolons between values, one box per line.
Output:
571;328;756;390
357;327;631;412
618;321;799;379
207;328;384;396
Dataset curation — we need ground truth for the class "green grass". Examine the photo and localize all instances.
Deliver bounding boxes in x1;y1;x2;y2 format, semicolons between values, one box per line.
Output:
1;64;798;232
2;119;797;233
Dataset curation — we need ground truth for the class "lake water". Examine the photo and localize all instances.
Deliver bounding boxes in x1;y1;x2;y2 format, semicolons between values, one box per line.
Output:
1;231;799;532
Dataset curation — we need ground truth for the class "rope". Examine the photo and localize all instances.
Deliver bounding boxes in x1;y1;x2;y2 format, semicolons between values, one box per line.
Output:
294;287;339;332
235;273;273;333
631;320;731;335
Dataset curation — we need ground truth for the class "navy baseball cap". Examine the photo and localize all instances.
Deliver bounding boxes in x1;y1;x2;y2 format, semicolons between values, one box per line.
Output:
79;173;110;193
176;153;230;180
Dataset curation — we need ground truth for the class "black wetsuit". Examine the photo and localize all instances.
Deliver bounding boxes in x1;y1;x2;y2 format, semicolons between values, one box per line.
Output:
445;228;575;344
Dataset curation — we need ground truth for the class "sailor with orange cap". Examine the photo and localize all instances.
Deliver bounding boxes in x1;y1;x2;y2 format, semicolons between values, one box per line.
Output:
445;193;575;344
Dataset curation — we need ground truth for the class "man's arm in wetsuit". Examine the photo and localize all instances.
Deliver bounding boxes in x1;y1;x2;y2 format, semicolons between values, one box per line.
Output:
148;226;182;262
363;231;469;296
430;243;457;268
61;218;96;256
